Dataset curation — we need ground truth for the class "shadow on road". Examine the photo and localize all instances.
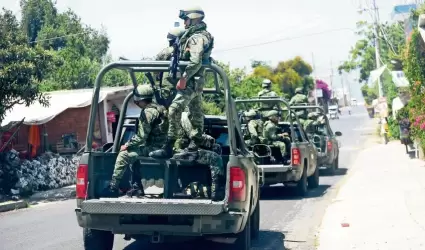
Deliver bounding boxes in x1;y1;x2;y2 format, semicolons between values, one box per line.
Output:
122;230;285;250
260;184;331;200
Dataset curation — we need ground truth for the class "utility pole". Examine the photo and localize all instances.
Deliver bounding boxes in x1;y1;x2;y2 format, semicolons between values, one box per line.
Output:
330;59;334;99
340;73;346;107
311;52;318;105
372;0;383;98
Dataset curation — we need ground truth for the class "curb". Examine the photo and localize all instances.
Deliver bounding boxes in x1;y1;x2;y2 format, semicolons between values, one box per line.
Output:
0;200;28;213
0;185;76;213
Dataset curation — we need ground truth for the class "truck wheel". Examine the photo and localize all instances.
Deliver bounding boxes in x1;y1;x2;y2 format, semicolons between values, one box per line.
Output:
307;166;319;189
334;156;339;169
296;165;308;196
83;228;114;250
328;159;336;175
250;198;260;240
233;215;252;250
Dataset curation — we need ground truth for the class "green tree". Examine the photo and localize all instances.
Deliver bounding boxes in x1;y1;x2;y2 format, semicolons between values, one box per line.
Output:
0;8;55;124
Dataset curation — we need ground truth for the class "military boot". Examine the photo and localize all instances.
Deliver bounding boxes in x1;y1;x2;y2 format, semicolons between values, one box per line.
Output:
102;180;120;198
149;138;175;158
173;140;199;161
126;182;144;198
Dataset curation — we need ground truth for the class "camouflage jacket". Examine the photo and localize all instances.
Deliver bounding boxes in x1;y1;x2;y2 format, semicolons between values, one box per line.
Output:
258;89;278;109
263;120;280;144
247;119;264;141
289;94;308;105
126;103;168;149
179;22;214;81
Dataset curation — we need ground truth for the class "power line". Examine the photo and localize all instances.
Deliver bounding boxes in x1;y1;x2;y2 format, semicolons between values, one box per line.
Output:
29;31;89;44
214;27;355;53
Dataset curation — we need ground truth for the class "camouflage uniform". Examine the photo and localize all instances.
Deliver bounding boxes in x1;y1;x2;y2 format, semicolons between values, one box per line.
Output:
262;110;289;157
150;8;214;158
108;85;168;196
258;79;279;115
175;112;225;201
243;110;264;146
289;87;308;105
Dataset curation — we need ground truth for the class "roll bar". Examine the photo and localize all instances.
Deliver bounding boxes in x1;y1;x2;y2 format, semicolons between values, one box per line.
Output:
85;61;235;154
234;97;304;143
290;105;325;114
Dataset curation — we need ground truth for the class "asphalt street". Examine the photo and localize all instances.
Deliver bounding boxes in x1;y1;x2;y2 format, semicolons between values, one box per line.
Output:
0;106;375;250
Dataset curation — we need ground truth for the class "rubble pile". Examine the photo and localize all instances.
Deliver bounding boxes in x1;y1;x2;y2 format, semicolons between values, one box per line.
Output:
0;150;79;196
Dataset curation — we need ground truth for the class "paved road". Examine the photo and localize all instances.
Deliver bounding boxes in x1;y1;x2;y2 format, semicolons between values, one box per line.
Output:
0;106;375;250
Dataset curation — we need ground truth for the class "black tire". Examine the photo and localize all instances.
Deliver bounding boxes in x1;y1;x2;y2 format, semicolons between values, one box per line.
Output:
250;198;260;240
307;166;319;189
83;228;114;250
296;165;308;196
233;215;252;250
328;159;336;175
334;156;339;169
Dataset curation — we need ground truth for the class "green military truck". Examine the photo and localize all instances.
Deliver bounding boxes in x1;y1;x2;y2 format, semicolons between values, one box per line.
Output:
74;61;260;250
236;98;319;196
291;106;342;175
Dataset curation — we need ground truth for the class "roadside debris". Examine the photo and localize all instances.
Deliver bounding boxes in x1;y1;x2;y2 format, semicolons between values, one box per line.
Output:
0;149;79;197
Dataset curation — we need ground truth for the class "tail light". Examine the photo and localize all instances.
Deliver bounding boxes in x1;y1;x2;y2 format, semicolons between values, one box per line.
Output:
229;167;246;202
327;141;332;151
292;148;301;165
76;164;88;199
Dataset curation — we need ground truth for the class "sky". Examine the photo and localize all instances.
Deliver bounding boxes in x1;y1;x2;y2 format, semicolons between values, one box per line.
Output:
2;0;411;101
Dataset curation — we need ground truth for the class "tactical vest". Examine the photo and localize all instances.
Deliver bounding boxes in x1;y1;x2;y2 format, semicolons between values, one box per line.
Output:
180;30;214;65
143;103;168;146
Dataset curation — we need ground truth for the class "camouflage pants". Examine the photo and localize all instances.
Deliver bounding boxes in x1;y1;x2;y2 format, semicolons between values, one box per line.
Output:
177;149;225;196
272;141;287;157
168;84;204;143
112;146;158;184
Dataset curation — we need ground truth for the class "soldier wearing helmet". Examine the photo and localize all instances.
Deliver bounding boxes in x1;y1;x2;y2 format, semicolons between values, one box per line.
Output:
154;27;186;103
150;6;214;159
258;79;279;114
262;110;290;157
289;87;308;105
105;85;168;197
243;110;264;146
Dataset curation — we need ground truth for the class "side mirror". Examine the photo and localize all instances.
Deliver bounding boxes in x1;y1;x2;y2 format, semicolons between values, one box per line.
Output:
335;131;342;136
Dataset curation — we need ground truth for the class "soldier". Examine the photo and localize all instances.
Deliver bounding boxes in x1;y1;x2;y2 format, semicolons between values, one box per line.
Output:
263;110;290;157
105;85;168;197
304;112;319;135
174;112;225;201
258;79;279;113
243;110;264;146
154;27;186;102
150;6;214;159
289;87;308;105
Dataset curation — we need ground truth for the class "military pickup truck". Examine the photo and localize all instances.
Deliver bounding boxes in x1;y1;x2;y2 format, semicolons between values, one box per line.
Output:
291;106;342;175
236;98;319;196
75;61;260;250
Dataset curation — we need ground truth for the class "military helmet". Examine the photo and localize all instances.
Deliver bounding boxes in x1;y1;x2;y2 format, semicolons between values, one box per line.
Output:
262;79;272;88
307;112;319;119
244;110;257;117
179;6;205;20
133;84;154;101
264;110;279;118
295;87;303;94
295;110;306;118
167;27;185;41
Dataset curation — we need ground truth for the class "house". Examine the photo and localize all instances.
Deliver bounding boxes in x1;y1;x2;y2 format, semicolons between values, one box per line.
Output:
1;86;139;157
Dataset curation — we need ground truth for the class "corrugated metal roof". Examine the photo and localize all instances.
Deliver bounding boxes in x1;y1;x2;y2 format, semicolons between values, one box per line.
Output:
1;86;133;127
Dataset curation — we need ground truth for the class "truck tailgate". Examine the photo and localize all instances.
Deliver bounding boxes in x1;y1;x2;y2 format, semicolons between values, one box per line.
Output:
81;198;226;216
